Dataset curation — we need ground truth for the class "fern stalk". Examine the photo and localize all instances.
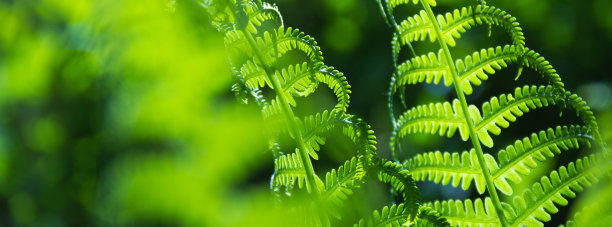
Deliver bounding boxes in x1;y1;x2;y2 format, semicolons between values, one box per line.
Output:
231;2;331;225
222;0;321;195
418;2;509;226
245;25;319;195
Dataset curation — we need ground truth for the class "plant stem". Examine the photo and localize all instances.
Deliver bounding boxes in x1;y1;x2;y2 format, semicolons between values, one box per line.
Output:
242;29;320;195
419;2;509;226
220;0;321;195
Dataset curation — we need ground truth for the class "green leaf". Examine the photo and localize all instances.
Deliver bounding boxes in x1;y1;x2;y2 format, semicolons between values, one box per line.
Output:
438;5;524;48
278;62;318;99
248;27;323;67
314;66;352;112
472;85;560;147
299;110;376;160
518;49;565;92
353;203;414;227
244;2;283;35
391;99;468;153
262;97;283;119
241;59;272;90
390;49;451;89
414;206;451;227
424;198;501;227
560;92;600;137
387;0;437;13
456;45;522;95
375;159;421;220
242;62;351;112
322;157;366;218
394;10;436;44
506;155;600;227
355;205;450;227
491;125;593;195
393;5;524;53
272;151;308;191
342;115;378;157
403;149;488;194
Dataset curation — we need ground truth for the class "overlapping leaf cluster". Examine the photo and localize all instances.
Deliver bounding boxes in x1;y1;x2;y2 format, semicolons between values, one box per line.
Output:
378;0;609;226
204;0;426;225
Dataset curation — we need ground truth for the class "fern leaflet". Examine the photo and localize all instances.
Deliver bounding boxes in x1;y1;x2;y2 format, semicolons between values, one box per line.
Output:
424;197;500;226
505;155;600;227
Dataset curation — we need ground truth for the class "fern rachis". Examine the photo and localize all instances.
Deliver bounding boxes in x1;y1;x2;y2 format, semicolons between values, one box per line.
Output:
206;0;609;226
379;0;608;226
206;0;422;225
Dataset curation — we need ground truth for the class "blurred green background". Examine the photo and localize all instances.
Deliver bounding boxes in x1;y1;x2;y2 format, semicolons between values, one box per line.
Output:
0;0;610;226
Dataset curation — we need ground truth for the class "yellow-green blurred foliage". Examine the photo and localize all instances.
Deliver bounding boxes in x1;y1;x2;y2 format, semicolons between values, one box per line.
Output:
0;0;301;225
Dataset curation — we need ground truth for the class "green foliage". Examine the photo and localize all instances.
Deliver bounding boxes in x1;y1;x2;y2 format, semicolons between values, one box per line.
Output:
504;155;600;226
492;125;592;195
353;203;414;227
2;0;609;226
424;197;500;226
207;0;419;225
380;0;609;226
273;152;308;190
354;204;450;227
405;149;488;194
374;159;421;219
322;157;366;217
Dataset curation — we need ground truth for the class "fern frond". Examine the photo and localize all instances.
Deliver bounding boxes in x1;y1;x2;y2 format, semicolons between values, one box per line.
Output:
224;29;252;60
470;85;560;147
391;100;468;152
343;115;378;157
391;45;523;96
561;92;599;136
506;155;600;227
322;157;366;217
298;110;375;160
314;66;352;112
424;197;501;227
391;49;451;88
279;62;317;96
229;26;324;69
244;2;283;35
242;62;350;111
402;125;593;196
298;110;341;160
438;5;524;47
456;45;522;95
415;206;451;227
272;151;307;191
202;0;236;32
460;85;599;148
491;125;593;195
354;204;450;227
387;0;438;11
353;203;413;227
403;149;494;194
262;97;283;119
394;6;524;49
517;49;565;92
255;27;324;67
375;159;421;219
223;2;282;55
394;10;435;48
276;63;318;106
241;59;271;89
